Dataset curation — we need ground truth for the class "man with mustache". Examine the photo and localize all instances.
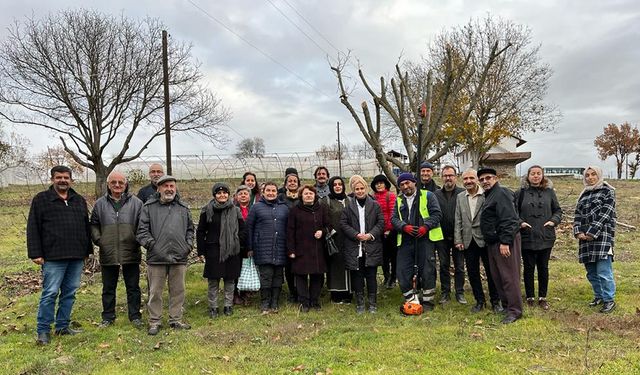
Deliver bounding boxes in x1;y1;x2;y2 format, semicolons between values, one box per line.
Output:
137;175;194;335
27;165;93;345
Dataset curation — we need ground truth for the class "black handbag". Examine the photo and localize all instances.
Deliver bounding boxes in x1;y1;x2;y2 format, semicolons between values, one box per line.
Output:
326;229;339;256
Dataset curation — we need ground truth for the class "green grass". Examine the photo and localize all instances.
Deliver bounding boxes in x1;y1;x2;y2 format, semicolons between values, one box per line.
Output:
1;177;639;374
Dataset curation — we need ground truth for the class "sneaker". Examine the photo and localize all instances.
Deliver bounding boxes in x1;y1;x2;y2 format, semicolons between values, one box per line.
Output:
439;294;450;304
600;301;616;314
455;294;468;305
99;320;114;328
169;321;191;330
148;325;160;336
588;298;603;307
299;304;310;313
131;319;144;328
471;302;485;313
526;297;535;307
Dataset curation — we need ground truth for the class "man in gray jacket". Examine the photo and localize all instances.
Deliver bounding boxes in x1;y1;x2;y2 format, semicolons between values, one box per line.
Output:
91;170;143;328
454;169;500;313
137;175;194;335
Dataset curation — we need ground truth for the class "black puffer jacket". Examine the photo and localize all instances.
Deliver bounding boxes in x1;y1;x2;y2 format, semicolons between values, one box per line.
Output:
515;177;563;251
90;190;143;265
339;196;385;270
480;182;519;246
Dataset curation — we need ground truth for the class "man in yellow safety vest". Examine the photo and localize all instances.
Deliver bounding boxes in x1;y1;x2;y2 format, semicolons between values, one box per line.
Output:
391;172;443;311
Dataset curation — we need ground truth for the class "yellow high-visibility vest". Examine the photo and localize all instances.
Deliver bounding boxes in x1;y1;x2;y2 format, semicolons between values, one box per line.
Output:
396;190;444;246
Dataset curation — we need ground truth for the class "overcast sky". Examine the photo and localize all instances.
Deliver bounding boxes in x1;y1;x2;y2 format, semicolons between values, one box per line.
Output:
1;0;639;177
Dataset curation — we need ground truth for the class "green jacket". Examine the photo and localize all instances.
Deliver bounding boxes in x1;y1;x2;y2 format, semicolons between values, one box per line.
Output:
90;191;143;265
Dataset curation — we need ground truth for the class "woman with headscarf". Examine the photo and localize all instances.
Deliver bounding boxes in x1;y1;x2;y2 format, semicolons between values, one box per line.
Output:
370;174;397;289
573;166;617;314
197;183;246;318
287;185;331;312
246;181;290;314
325;176;352;304
340;175;385;314
241;172;261;207
515;165;562;310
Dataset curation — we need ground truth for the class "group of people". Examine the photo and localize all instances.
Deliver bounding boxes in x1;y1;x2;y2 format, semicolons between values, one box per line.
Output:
26;161;618;345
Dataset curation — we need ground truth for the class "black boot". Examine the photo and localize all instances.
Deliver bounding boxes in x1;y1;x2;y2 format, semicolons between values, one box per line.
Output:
270;287;281;312
368;293;377;313
355;293;365;314
260;288;271;313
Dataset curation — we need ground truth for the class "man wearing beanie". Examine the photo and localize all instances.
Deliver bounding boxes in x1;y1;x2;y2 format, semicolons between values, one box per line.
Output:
392;172;443;311
477;167;522;324
420;162;440;192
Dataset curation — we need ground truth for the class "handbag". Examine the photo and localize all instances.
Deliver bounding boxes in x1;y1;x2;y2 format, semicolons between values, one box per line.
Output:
326;229;339;256
237;257;260;291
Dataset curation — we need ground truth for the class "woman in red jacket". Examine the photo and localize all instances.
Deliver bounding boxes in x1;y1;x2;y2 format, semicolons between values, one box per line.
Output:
371;174;397;289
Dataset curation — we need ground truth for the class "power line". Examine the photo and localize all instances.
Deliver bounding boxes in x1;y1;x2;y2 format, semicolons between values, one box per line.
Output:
186;0;331;99
279;0;342;54
264;0;333;56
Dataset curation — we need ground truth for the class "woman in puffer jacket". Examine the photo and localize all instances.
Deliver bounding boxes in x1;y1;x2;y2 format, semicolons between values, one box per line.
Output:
370;174;397;289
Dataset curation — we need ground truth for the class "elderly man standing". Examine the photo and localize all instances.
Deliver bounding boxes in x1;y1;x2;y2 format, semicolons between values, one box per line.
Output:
137;175;194;335
454;169;501;313
477;167;522;324
434;165;466;304
27;165;92;345
137;163;164;203
90;170;144;328
392;172;443;311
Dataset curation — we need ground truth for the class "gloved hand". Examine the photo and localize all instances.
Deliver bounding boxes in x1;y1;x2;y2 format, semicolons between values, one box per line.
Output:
403;225;419;237
416;226;429;238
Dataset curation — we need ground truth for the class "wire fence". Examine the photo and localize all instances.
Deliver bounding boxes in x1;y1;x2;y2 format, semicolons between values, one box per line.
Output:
1;152;388;187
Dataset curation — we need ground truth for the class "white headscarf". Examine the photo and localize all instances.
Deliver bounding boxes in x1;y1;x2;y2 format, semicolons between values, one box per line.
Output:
580;165;614;197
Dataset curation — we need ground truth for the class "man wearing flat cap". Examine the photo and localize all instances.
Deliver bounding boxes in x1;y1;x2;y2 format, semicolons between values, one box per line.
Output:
392;172;443;311
477;167;523;324
137;175;194;335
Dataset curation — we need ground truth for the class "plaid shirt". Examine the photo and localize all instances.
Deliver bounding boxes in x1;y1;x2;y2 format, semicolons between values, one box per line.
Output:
27;186;93;260
573;185;616;263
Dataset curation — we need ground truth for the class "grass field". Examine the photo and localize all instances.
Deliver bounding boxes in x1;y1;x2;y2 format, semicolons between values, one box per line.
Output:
1;177;639;374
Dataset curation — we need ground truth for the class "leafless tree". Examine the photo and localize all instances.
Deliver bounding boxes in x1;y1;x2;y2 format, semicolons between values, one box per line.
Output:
0;9;231;196
0;125;29;175
235;137;266;159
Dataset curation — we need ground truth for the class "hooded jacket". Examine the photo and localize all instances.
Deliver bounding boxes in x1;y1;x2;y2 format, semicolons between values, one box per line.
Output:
136;194;194;265
90;189;143;265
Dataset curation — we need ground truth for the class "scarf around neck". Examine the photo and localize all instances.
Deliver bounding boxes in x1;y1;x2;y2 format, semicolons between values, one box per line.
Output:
203;198;241;262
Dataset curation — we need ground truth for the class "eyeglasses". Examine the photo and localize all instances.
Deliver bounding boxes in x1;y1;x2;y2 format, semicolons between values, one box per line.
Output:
109;181;126;186
442;174;456;179
478;175;495;182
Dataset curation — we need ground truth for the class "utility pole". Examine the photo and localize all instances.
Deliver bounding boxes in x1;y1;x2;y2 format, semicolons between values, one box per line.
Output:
162;30;172;175
337;121;343;176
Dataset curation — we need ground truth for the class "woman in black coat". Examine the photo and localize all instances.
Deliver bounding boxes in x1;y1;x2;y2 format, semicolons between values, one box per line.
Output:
197;182;246;318
340;175;384;314
515;165;562;310
325;176;352;304
287;185;331;312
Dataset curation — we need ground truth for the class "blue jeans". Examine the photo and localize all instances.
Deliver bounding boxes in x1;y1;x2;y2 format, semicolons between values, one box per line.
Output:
584;256;616;302
36;259;84;334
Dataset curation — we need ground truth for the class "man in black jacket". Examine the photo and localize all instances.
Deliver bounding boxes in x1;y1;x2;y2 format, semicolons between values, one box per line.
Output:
434;166;467;304
27;165;92;345
420;161;440;192
478;167;523;324
137;163;164;203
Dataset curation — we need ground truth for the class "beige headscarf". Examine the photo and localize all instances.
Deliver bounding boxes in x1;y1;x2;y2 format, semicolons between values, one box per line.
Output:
580;165;614;197
349;175;367;192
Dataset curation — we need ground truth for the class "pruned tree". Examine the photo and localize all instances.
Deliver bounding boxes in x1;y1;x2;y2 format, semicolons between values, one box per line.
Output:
594;122;639;179
628;152;640;179
35;145;85;180
234;137;265;159
331;16;513;185
0;125;29;175
0;9;231;196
